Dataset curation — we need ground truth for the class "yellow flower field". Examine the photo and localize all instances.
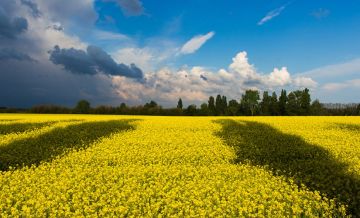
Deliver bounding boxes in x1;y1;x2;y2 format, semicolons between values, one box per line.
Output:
0;114;359;217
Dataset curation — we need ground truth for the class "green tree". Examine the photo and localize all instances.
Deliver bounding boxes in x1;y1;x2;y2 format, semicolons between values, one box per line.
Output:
117;103;127;114
177;98;183;109
287;90;303;115
144;100;158;108
240;90;260;116
300;88;311;115
221;95;228;115
228;99;239;116
208;96;216;115
215;94;222;115
311;99;324;115
199;103;209;115
260;91;271;115
286;92;298;115
269;92;279;115
74;100;90;114
279;89;287;115
185;104;197;115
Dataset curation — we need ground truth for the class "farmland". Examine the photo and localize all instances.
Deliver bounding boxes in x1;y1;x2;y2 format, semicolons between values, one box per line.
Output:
0;114;359;217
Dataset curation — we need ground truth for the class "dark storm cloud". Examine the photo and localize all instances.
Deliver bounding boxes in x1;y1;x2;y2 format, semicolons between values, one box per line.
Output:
0;9;28;39
49;46;96;75
49;45;144;79
200;75;208;81
0;1;126;108
0;48;35;62
20;0;42;18
0;60;119;108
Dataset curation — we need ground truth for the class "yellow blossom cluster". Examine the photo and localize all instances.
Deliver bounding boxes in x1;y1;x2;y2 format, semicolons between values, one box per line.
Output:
1;114;358;216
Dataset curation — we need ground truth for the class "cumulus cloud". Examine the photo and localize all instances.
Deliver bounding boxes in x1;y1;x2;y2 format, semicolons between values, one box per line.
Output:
258;4;288;25
0;48;35;62
267;67;291;86
229;51;258;79
0;7;28;38
179;31;215;55
49;45;144;79
111;51;316;106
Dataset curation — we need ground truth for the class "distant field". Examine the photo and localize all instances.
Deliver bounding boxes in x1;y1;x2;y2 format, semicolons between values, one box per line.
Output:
0;114;359;217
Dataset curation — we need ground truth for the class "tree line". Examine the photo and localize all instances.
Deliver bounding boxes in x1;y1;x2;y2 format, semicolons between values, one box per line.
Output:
1;88;359;116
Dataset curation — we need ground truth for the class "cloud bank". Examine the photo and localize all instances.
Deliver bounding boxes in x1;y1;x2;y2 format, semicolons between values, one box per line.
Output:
111;51;316;106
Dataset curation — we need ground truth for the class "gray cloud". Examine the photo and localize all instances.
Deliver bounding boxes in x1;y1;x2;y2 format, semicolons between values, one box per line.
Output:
20;0;42;18
113;0;144;16
0;0;129;108
0;48;35;62
243;79;263;86
49;45;144;79
0;8;28;38
49;46;96;75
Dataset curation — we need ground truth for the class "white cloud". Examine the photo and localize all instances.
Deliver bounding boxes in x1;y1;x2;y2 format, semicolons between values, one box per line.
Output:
322;79;360;91
229;51;261;81
94;30;129;41
179;31;215;55
293;76;318;88
267;67;291;86
112;43;178;72
111;51;317;106
297;58;360;80
258;4;287;26
112;47;154;72
296;58;360;103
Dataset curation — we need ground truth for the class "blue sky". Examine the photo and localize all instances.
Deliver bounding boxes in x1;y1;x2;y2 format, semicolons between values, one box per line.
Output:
0;0;359;107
